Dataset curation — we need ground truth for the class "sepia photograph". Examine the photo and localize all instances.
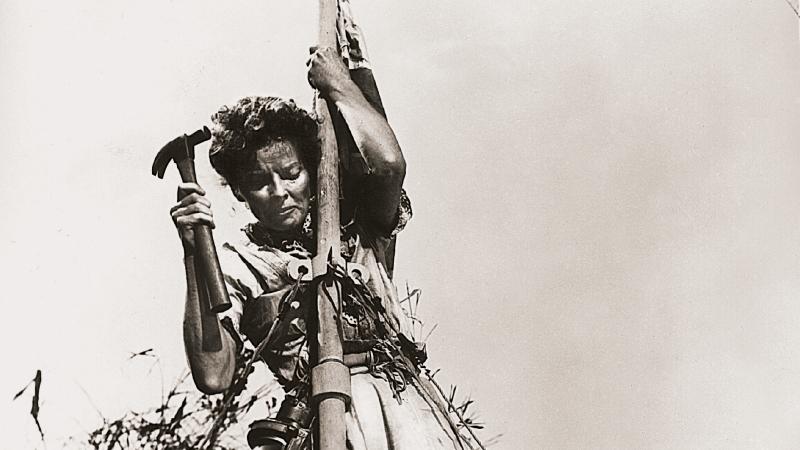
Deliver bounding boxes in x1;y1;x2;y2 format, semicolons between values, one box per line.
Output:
2;1;800;449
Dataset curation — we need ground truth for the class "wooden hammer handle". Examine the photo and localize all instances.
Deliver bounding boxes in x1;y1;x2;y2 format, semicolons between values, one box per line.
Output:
176;157;232;314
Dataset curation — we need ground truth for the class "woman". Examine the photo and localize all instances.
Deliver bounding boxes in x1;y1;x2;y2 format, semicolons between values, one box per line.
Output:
170;48;472;449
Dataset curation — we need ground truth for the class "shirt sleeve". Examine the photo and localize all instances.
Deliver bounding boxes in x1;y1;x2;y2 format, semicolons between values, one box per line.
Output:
389;188;413;237
354;187;413;241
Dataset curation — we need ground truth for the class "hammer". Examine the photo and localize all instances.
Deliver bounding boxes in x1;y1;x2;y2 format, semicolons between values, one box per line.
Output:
152;127;231;314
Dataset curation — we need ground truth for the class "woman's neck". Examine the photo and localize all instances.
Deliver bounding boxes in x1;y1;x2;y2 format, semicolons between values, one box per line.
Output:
247;213;313;248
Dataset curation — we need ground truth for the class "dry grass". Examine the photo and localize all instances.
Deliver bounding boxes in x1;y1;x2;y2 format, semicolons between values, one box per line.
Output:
71;348;280;450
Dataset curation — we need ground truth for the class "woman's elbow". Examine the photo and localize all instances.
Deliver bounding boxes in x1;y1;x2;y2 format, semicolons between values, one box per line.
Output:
371;152;406;179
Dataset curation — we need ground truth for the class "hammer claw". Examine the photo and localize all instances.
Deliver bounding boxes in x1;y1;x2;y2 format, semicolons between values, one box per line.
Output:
152;135;191;180
151;154;168;178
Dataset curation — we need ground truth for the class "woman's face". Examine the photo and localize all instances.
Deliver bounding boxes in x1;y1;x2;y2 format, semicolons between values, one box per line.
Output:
234;139;311;232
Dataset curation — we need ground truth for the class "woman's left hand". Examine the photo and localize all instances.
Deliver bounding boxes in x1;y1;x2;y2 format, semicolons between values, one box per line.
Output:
307;46;351;96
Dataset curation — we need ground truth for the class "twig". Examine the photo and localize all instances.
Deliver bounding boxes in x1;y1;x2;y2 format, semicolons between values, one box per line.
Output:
422;368;487;450
423;323;438;343
76;382;106;421
13;370;45;440
783;0;800;18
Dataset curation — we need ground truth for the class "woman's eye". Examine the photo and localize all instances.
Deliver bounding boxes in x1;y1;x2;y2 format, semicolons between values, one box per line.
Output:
284;167;302;180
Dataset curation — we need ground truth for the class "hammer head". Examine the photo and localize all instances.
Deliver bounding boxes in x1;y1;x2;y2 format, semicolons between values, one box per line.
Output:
151;126;212;179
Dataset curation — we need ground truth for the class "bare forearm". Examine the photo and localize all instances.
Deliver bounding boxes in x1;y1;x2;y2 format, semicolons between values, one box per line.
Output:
328;81;406;229
328;81;406;178
307;47;406;228
182;253;235;394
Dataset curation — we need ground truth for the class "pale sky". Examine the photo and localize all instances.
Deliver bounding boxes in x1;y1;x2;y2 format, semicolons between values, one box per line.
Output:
2;1;799;449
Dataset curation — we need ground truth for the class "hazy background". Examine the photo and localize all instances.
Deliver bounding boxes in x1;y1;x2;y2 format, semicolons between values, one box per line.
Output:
2;1;799;448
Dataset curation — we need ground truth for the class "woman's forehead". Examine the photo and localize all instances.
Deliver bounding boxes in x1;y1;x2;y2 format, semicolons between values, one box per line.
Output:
251;140;302;170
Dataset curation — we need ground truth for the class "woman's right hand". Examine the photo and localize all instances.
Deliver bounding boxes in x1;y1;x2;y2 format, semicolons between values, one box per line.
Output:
170;182;214;252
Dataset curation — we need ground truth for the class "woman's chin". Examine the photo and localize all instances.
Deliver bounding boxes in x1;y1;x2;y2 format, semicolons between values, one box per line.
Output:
262;215;304;233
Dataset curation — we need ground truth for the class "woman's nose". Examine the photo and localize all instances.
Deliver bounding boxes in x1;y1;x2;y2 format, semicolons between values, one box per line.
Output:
270;174;288;198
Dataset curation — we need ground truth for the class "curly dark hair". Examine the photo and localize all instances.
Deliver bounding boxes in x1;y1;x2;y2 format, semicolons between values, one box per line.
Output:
208;96;319;189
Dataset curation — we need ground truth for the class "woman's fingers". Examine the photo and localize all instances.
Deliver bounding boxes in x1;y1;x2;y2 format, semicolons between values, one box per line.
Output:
171;191;211;213
171;193;211;213
306;46;321;67
170;182;214;230
306;46;336;69
174;211;215;229
171;201;213;218
171;202;214;225
307;47;349;94
170;183;212;250
177;182;206;201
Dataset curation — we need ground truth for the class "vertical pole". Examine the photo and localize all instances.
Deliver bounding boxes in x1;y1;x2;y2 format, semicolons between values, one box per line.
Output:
312;0;350;449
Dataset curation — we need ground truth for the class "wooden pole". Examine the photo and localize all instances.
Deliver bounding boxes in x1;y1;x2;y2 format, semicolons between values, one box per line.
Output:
312;0;351;449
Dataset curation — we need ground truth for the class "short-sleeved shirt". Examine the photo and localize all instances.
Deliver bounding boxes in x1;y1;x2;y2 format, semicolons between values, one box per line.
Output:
217;192;413;390
216;193;472;449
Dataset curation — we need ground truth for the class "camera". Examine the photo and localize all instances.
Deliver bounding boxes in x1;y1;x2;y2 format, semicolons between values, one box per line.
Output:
247;395;313;450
